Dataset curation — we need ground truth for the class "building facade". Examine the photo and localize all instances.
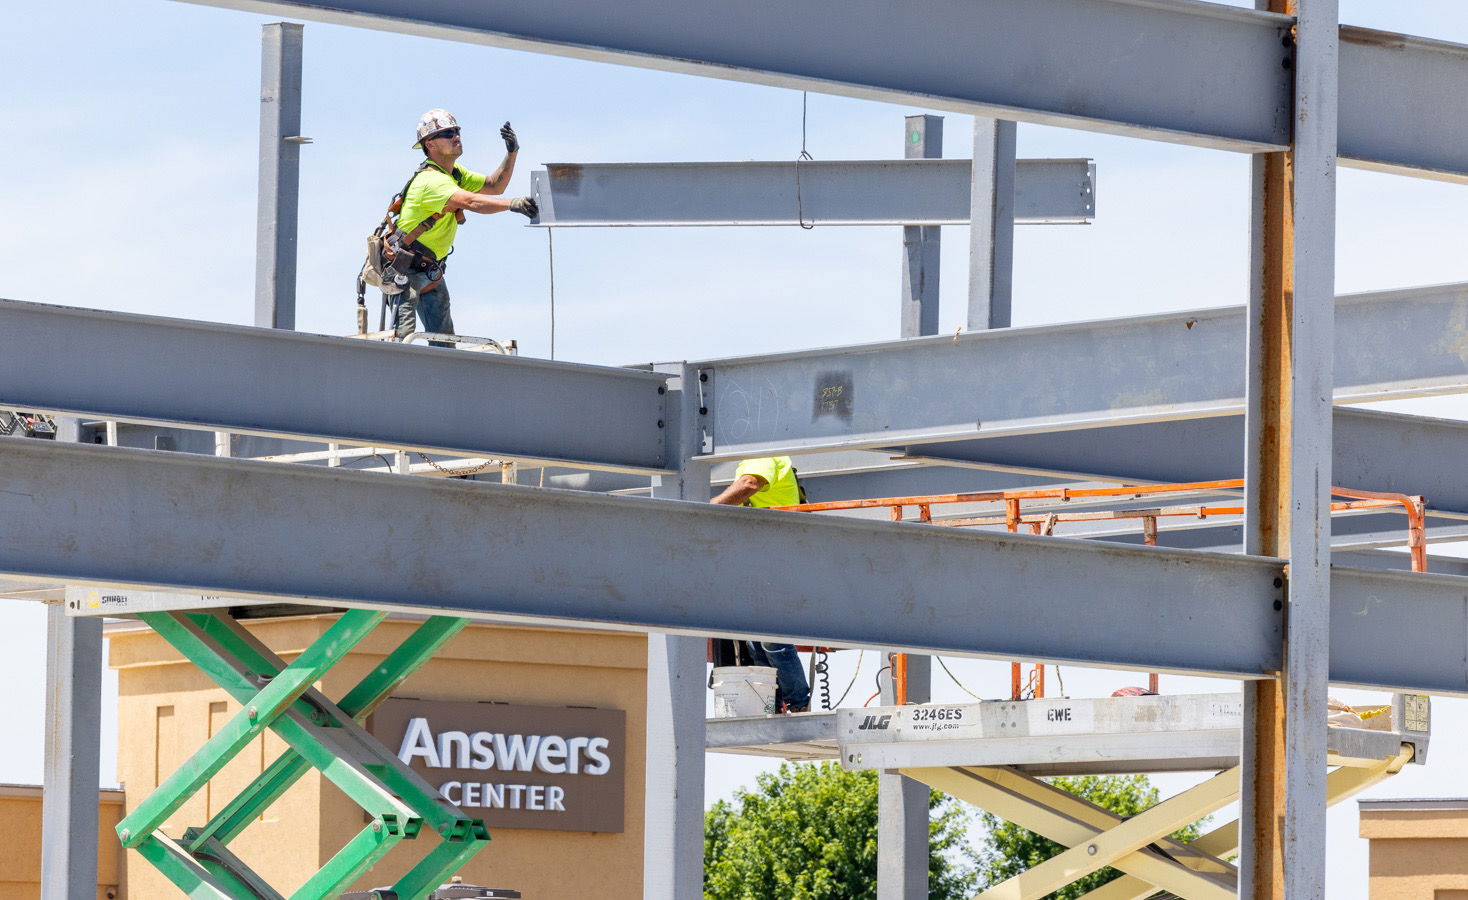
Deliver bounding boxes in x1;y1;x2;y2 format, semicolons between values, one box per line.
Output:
1360;798;1468;899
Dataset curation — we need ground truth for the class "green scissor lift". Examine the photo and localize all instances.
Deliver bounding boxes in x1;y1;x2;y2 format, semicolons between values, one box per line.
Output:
114;608;490;899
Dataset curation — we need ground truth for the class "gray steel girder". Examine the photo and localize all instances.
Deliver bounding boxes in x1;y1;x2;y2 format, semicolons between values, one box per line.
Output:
696;283;1468;459
900;407;1468;515
0;298;670;472
13;438;1468;695
175;0;1468;181
17;438;1281;679
528;159;1095;227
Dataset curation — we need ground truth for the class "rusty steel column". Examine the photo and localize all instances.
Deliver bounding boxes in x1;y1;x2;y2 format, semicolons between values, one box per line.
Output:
1241;0;1338;897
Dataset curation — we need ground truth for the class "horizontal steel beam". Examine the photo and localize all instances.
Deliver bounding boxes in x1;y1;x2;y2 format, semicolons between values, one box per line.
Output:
15;438;1280;680
698;284;1468;458
176;0;1468;181
0;299;669;472
1331;568;1468;695
528;159;1096;226
15;440;1468;694
902;408;1468;515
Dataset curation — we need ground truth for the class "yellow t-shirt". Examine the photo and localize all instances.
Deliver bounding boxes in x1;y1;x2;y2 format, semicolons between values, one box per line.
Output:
734;456;802;508
397;161;488;260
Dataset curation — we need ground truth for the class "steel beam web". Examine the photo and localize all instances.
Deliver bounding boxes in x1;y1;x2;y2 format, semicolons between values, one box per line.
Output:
696;283;1468;459
528;159;1094;227
0;298;669;472
11;437;1283;678
18;439;1465;692
173;0;1468;181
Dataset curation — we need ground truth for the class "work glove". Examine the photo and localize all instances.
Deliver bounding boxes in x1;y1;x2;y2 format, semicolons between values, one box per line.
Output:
500;121;520;154
509;196;539;219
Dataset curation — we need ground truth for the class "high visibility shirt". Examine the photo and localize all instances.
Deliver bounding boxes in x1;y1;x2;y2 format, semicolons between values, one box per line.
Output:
734;456;802;508
397;160;487;260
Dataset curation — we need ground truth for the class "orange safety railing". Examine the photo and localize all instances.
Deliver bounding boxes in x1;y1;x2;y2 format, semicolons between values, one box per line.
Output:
777;478;1429;703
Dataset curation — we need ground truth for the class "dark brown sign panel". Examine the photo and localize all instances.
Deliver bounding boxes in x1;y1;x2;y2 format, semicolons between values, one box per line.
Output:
370;698;626;833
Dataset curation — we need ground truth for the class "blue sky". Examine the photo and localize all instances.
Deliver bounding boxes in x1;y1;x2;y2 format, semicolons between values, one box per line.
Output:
6;0;1468;895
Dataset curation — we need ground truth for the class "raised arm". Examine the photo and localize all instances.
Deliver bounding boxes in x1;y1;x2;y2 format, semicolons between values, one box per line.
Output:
478;121;520;195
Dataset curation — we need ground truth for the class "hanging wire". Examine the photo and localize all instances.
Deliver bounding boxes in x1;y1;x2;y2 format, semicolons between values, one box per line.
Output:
864;663;892;707
794;91;816;229
831;649;864;708
545;228;558;360
1053;665;1066;698
935;656;986;701
814;649;832;709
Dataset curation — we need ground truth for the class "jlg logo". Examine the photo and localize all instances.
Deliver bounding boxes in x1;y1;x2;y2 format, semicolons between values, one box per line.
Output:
857;715;892;731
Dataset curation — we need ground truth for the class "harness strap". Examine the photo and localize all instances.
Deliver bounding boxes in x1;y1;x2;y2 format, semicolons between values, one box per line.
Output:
388;162;469;261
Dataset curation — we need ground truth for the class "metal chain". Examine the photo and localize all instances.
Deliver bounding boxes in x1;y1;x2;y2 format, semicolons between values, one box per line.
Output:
413;452;501;475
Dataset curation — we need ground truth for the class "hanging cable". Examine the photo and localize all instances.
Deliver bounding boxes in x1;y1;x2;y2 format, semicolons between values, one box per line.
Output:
545;228;558;359
831;650;864;708
814;648;832;710
935;656;986;701
1053;665;1066;698
864;663;892;707
794;91;816;229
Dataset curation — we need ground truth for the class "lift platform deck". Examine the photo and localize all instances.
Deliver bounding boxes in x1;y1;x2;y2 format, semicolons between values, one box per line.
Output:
711;692;1430;899
707;692;1431;775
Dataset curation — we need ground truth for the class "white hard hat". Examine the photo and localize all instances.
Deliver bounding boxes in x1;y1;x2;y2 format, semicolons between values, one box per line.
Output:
413;108;460;149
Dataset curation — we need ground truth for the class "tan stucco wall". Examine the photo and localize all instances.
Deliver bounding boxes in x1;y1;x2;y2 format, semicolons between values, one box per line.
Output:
1361;806;1468;899
108;615;647;899
0;785;124;900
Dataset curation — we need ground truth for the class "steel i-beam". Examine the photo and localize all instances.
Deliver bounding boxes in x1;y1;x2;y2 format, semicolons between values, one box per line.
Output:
173;0;1468;182
528;158;1094;227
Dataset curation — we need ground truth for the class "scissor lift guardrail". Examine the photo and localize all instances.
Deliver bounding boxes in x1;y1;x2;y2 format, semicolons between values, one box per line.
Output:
709;692;1429;900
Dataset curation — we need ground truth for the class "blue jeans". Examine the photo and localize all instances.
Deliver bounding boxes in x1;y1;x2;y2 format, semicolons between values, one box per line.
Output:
745;642;810;710
393;269;455;348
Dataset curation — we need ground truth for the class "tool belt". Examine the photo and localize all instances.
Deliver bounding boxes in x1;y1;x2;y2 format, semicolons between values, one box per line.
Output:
389;237;445;273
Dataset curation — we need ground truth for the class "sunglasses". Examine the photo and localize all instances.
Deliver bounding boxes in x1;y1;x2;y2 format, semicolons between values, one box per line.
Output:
432;128;461;140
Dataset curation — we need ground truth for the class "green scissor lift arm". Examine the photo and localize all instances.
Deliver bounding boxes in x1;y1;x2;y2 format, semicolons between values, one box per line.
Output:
115;609;490;900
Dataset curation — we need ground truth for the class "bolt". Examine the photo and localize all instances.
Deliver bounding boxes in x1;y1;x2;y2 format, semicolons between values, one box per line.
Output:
1087;844;1098;856
1274;599;1284;611
699;407;708;416
372;820;382;833
247;706;258;719
657;419;665;428
120;828;130;842
657;385;666;395
1273;577;1283;588
1282;57;1292;70
699;372;708;382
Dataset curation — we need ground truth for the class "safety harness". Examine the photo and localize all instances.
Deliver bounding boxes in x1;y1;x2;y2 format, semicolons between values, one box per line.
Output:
356;162;467;326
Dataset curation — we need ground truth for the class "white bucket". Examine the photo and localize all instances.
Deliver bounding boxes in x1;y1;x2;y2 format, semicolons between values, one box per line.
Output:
711;666;779;718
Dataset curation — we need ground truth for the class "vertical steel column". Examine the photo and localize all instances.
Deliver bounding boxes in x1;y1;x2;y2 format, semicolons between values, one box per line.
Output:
889;112;948;900
901;115;943;338
1240;1;1338;897
256;22;305;330
877;652;931;899
645;363;711;899
42;421;103;900
967;118;1017;330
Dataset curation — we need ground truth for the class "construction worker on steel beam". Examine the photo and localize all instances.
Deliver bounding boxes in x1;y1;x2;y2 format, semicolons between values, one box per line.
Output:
709;456;812;713
393;109;538;346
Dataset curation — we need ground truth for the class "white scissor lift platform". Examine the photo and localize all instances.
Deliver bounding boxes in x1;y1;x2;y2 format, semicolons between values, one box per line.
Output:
708;692;1431;900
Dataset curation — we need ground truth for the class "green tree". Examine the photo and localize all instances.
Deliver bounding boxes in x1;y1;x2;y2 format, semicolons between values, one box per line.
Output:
974;774;1208;899
704;762;978;900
